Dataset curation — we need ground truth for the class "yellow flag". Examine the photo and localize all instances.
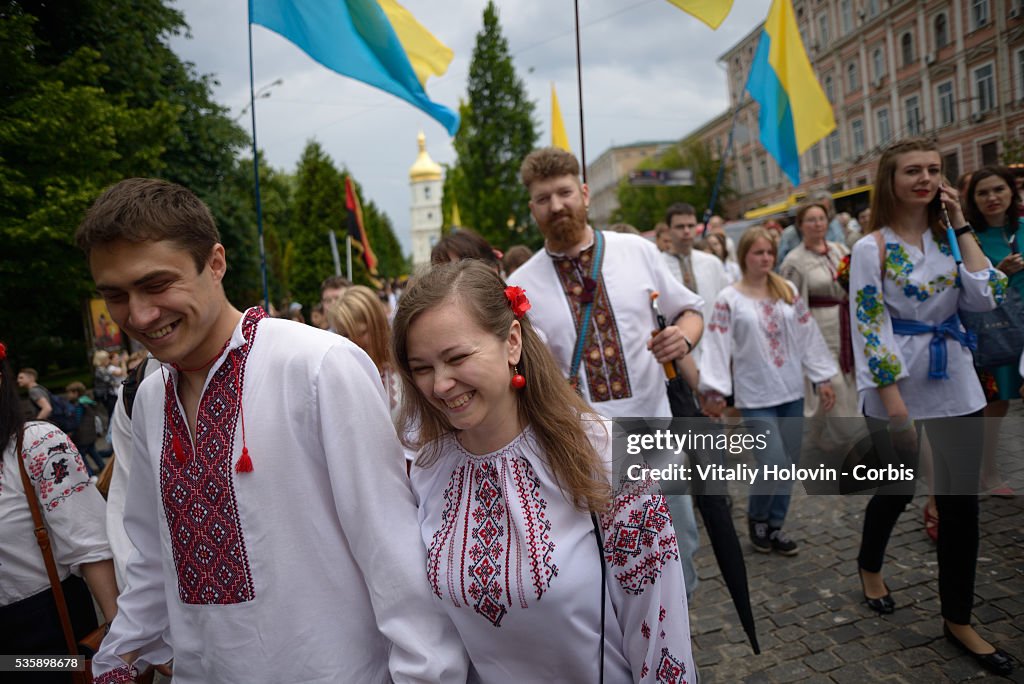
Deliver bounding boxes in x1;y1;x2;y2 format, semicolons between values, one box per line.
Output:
551;83;571;152
451;198;463;228
377;0;454;87
664;0;734;30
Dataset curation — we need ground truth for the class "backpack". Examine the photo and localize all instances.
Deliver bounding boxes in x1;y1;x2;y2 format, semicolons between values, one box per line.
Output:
47;391;82;435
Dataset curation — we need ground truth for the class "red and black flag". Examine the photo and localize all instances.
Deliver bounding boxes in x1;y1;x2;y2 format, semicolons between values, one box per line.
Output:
344;176;378;275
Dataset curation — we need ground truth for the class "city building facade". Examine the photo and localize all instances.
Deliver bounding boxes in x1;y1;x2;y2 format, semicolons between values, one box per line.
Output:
700;0;1024;217
586;140;676;230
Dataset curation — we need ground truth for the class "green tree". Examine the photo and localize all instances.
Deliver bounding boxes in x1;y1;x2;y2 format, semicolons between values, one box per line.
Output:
613;140;735;230
288;142;347;310
450;1;539;251
0;6;178;369
1;0;250;370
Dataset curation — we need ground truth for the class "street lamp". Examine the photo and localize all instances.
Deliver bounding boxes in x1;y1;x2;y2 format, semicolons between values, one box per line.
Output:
236;78;284;121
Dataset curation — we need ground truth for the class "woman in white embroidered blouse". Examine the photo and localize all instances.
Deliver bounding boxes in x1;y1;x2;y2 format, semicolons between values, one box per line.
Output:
0;344;119;680
699;227;837;556
849;139;1012;676
392;261;695;684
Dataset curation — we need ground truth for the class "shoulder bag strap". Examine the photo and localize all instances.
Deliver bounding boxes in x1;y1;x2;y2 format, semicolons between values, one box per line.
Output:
15;429;84;669
568;231;606;390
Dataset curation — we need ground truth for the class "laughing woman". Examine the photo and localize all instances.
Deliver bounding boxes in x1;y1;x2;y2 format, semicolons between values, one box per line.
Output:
850;139;1013;676
392;261;695;683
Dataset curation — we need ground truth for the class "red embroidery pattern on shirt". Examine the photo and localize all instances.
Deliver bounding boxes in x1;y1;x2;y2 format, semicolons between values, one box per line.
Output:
427;440;557;628
793;293;813;324
758;300;786;368
655;647;688;683
159;308;264;605
708;300;731;333
601;481;678;596
93;664;139;684
17;427;89;511
554;247;632;403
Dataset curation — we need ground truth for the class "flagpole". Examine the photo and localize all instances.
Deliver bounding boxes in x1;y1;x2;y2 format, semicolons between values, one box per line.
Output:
346;239;353;283
572;0;587;181
704;102;743;224
247;18;270;313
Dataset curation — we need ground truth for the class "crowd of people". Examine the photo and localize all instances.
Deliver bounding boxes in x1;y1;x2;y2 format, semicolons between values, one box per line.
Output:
2;139;1021;681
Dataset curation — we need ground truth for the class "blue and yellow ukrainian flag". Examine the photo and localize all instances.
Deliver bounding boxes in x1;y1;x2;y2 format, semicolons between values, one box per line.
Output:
746;0;835;186
249;0;459;135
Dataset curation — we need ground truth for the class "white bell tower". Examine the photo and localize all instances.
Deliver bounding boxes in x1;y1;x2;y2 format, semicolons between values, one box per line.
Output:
409;131;443;269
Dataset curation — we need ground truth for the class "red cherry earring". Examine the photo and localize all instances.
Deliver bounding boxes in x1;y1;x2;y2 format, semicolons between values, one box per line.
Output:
511;365;526;389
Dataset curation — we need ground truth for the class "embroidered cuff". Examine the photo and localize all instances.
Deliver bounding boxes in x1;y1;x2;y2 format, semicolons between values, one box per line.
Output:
93;663;138;684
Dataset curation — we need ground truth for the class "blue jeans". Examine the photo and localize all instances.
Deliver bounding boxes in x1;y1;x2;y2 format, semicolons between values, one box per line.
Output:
741;398;804;528
667;494;699;599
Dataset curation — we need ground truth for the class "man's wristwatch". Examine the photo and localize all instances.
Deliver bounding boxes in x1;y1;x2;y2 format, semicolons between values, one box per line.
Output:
681;333;694;354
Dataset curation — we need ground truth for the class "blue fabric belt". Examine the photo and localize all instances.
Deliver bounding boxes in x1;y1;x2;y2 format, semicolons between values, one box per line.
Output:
891;313;977;380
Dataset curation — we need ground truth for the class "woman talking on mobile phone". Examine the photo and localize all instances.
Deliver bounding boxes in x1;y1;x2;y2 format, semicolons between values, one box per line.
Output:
849;139;1013;676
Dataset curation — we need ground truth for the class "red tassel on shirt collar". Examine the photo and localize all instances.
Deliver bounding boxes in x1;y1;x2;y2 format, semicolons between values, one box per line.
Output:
233;357;253;473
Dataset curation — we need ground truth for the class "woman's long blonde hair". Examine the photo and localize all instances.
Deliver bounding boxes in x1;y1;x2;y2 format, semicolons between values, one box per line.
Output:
391;261;610;512
328;286;391;372
737;227;794;304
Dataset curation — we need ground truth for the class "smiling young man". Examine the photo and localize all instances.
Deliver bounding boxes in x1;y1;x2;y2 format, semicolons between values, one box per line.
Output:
76;179;466;683
507;148;706;597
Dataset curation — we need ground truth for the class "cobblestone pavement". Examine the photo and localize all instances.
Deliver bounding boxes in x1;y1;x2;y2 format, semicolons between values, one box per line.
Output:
687;413;1024;683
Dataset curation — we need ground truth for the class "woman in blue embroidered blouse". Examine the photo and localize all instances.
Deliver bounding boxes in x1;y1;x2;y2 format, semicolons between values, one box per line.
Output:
849;139;1012;676
963;166;1023;496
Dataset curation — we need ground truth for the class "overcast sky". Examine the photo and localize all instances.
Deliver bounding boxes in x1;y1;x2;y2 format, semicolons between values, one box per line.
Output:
169;0;772;252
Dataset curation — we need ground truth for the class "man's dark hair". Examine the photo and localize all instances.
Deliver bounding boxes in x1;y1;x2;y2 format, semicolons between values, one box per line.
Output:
18;367;38;381
320;275;353;298
665;202;697;226
430;228;500;269
76;178;220;273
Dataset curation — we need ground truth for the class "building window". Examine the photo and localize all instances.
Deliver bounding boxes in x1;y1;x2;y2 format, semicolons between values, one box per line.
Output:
811;143;822;168
818;13;830;45
934;14;949;49
971;0;989;30
901;33;915;67
825;74;835;102
847;61;860;92
974;63;996;113
980;141;998;166
867;0;880;17
872;48;885;80
876;108;891;145
745;165;754;190
942;152;960;184
840;0;853;34
936;81;955;126
424;186;431;199
905;95;922;135
829;131;842;161
760;158;769;186
1017;49;1024;102
852;119;865;155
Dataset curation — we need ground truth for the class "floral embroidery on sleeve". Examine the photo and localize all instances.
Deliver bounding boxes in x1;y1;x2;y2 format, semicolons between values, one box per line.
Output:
988;269;1008;304
855;285;902;386
22;427;89;511
93;663;139;683
601;481;678;596
708;300;730;333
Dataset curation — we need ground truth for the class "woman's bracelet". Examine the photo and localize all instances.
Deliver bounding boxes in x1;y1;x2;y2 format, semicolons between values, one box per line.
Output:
954;225;973;237
887;416;915;433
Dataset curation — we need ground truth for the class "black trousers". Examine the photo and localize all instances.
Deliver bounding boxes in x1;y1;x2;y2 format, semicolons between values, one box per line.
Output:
0;575;98;683
856;411;983;625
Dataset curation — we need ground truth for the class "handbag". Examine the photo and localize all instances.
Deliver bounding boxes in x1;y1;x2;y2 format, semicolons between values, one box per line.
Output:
15;429;108;684
960;287;1024;369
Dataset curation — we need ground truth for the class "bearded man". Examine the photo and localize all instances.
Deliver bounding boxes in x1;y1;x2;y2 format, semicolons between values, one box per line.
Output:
507;147;706;596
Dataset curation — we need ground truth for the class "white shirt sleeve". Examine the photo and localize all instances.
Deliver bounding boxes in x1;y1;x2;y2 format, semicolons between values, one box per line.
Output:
957;262;1008;312
698;292;735;397
316;344;470;684
91;386;174;679
849;237;909;390
791;290;839;384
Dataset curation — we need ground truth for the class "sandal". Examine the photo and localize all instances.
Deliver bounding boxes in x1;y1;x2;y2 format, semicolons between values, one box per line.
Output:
923;505;938;542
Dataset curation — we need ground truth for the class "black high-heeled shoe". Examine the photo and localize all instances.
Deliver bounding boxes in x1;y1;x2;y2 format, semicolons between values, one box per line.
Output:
857;566;895;615
943;623;1014;676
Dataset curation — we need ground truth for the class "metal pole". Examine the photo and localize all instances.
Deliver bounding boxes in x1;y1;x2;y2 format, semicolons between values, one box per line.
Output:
572;0;587;181
705;103;743;223
346;238;352;283
328;230;341;277
247;19;270;313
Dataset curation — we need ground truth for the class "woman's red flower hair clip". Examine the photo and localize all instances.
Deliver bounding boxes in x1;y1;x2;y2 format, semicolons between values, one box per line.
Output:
504;286;531;319
0;341;7;362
